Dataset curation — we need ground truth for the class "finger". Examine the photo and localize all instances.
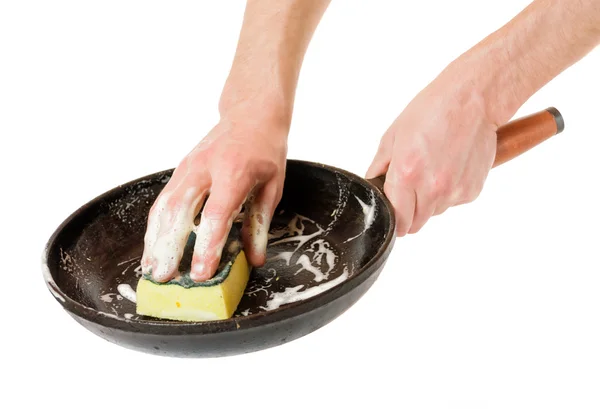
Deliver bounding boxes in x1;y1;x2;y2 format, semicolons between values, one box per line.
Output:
366;133;394;179
409;168;455;234
141;153;204;271
147;176;210;283
385;152;422;236
433;201;452;217
384;177;417;237
434;170;472;214
141;192;170;272
453;175;486;206
432;170;474;216
408;193;436;234
242;179;282;267
444;133;495;210
190;175;253;282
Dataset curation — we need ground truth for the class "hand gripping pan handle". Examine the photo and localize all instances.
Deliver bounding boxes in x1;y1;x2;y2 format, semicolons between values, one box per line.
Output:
369;107;565;189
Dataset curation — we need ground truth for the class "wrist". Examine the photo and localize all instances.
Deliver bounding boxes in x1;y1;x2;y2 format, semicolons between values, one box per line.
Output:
219;77;293;132
445;38;530;127
449;0;600;127
218;45;298;130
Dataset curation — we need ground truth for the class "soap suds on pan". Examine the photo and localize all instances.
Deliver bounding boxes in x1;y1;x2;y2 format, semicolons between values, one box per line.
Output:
267;214;338;281
60;177;373;320
251;213;348;310
344;193;377;243
117;284;137;303
324;173;350;232
264;267;350;311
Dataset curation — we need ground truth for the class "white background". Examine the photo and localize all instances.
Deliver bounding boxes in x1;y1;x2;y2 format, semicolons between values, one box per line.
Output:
2;1;599;408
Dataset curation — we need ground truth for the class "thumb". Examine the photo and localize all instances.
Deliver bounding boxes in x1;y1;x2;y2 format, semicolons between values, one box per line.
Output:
366;135;393;179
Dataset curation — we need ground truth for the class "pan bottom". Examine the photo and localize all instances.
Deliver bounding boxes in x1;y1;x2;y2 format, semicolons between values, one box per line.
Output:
44;161;396;357
82;209;354;323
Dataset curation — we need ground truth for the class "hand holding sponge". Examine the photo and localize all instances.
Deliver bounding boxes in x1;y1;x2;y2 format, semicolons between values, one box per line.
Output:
136;223;251;322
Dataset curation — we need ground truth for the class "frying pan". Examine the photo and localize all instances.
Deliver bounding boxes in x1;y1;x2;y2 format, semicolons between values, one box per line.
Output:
42;107;564;358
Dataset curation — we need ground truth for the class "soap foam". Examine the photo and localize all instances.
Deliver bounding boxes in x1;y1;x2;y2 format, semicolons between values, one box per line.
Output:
117;283;137;304
344;193;377;243
264;267;350;310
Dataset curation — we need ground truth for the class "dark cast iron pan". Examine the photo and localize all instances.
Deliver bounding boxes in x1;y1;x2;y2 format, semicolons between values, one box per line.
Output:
42;108;564;358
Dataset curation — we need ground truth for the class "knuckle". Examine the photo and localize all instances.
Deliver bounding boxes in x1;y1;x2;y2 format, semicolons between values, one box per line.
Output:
202;201;233;221
396;160;421;184
252;159;280;180
390;152;423;186
203;191;245;221
427;171;453;200
220;157;280;187
217;155;254;182
224;149;247;168
215;166;250;189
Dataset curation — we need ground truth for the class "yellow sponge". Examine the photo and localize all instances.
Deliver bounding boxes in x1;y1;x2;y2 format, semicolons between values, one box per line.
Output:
136;226;251;322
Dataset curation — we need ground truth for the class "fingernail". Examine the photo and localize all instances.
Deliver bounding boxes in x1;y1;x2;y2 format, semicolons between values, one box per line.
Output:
152;260;170;282
190;262;207;281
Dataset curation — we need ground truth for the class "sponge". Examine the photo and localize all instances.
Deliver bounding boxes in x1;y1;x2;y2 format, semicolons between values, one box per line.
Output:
136;224;251;322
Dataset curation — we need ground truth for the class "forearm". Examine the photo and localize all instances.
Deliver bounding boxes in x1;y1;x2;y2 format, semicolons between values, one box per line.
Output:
453;0;600;125
219;0;331;126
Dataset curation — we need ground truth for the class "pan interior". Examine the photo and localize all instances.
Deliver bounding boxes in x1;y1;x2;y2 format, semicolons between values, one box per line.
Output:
46;162;393;321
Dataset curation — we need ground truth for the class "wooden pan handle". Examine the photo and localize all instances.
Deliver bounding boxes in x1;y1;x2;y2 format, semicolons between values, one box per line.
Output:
367;107;564;191
493;107;564;167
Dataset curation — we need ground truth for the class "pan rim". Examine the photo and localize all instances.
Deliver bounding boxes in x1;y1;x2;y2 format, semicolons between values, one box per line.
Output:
42;159;396;333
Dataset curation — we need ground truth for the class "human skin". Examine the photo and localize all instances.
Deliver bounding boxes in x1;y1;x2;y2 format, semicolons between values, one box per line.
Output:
366;0;600;235
142;0;600;282
141;0;331;283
